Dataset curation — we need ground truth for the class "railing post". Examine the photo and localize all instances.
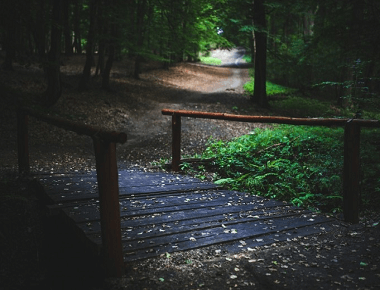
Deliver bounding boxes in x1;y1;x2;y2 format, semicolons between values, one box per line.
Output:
17;109;30;175
93;137;124;277
172;114;181;171
343;120;361;223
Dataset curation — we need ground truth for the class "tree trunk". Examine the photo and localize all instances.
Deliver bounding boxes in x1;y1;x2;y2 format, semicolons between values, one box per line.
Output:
95;1;107;77
63;0;73;55
45;0;63;107
78;0;98;91
134;0;147;79
1;0;17;70
73;0;82;53
102;1;118;91
252;0;268;107
101;41;115;91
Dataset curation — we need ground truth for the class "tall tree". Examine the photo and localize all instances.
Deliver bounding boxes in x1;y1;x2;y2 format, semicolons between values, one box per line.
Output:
45;0;63;106
78;0;98;91
63;0;73;55
72;0;83;53
101;0;119;90
1;0;18;70
252;0;268;107
133;0;147;79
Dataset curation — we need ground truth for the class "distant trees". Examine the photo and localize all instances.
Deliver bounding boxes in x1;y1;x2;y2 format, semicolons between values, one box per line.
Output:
1;0;379;107
252;0;268;107
44;0;63;106
217;0;380;106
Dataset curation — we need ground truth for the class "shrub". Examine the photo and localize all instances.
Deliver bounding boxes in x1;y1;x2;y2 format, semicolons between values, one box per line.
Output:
269;96;333;118
199;56;222;65
203;125;346;212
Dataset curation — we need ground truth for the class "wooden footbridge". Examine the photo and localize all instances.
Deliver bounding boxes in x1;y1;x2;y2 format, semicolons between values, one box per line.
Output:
17;107;380;277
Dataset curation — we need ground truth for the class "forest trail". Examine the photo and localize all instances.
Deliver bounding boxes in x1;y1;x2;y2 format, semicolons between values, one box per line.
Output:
124;49;251;147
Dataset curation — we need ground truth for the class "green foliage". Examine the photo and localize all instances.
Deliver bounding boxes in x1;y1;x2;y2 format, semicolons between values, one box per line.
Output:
243;75;297;97
269;97;334;118
199;56;222;65
202;125;347;211
200;125;380;212
359;128;380;209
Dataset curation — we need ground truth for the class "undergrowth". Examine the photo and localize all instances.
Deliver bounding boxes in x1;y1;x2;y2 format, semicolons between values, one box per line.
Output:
179;125;380;213
199;56;222;65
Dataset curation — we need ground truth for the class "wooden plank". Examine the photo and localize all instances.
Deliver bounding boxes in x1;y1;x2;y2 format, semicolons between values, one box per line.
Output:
37;169;220;203
34;169;336;265
78;204;304;235
123;220;337;262
61;190;290;224
119;214;332;261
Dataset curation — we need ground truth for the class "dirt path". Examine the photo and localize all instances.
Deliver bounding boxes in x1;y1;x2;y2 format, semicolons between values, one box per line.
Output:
124;65;250;147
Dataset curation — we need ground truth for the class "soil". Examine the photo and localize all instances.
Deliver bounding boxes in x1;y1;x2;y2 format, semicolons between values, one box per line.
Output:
0;49;379;290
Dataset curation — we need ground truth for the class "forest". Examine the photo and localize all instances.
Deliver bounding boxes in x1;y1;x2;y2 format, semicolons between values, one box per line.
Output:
1;0;380;231
1;0;380;289
0;0;379;108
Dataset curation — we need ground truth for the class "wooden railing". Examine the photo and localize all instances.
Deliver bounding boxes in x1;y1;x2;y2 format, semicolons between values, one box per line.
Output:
162;108;380;224
17;107;127;278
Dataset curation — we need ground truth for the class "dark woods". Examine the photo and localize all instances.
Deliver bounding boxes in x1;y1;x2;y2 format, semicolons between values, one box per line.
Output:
0;0;379;108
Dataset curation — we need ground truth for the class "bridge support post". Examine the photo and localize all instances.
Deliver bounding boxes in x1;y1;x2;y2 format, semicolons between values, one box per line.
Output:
17;109;30;175
343;120;361;223
93;138;124;277
172;114;181;172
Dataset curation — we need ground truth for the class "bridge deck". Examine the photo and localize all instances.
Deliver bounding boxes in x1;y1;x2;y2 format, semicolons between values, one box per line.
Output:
34;169;336;262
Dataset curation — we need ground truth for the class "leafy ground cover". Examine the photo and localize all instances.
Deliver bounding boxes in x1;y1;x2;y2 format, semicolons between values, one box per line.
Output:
200;56;223;65
187;125;380;214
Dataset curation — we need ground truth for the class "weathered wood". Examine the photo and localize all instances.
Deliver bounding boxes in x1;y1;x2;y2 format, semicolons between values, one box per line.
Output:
21;107;127;143
172;114;181;171
118;214;332;262
343;120;361;223
162;109;380;127
17;110;29;174
93;138;124;277
33;170;338;265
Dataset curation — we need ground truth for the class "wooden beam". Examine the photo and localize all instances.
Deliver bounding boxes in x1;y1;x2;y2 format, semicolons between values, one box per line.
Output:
172;114;181;172
343;120;361;223
162;109;380;128
22;107;127;143
93;138;124;277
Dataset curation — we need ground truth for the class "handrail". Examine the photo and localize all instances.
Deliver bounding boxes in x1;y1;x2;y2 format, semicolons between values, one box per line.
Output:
22;107;127;143
162;108;380;127
17;107;126;277
162;108;380;224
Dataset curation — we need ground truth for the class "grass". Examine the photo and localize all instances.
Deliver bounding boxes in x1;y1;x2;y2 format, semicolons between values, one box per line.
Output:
243;79;297;97
199;56;222;65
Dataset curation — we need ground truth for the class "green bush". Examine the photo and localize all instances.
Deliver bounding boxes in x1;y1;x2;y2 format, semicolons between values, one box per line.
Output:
243;80;297;96
201;125;380;213
203;125;345;212
199;56;222;65
269;96;333;118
